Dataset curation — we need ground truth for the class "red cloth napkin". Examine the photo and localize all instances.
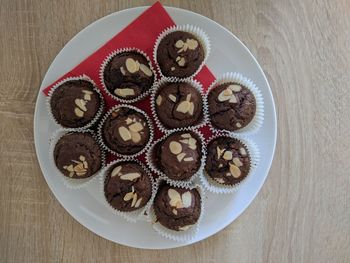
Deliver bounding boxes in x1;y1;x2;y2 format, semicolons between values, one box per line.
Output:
43;2;215;162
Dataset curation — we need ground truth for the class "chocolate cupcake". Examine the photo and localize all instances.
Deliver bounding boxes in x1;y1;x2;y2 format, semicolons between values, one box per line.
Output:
153;184;201;231
154;80;203;129
101;106;151;155
102;51;154;101
53;132;102;179
155;28;208;78
104;161;152;212
49;79;102;128
154;131;202;181
205;136;251;185
208;82;256;131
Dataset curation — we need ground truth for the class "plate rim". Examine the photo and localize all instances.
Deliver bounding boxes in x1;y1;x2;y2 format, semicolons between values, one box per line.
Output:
34;5;277;249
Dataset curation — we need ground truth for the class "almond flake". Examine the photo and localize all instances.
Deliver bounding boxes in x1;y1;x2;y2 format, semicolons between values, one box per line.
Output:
129;122;143;132
134;197;143;208
115;88;135;97
120;66;126;75
111;166;122;177
239;147;247;156
123;192;133;201
229;164;241;178
181;191;192;208
176;100;191;113
181;133;191;138
156;95;162;106
184;157;194;162
120;172;141;181
232;157;243;167
176;152;186;162
172;208;178;215
118;126;131;141
223;151;233;160
131;192;138;207
139;64;153;77
75;99;87;112
228;84;242;92
125;58;139;73
74;107;84;117
168;94;177;102
131;131;141;143
169;141;182;155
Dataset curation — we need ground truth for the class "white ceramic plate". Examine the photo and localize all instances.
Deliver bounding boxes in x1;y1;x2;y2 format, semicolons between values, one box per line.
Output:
34;6;277;249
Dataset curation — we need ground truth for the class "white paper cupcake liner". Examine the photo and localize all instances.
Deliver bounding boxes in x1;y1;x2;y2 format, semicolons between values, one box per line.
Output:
150;77;208;133
153;24;211;80
49;129;106;190
199;133;260;194
99;47;156;103
150;180;205;242
206;72;264;135
145;128;206;188
97;104;154;159
47;74;105;131
98;159;157;223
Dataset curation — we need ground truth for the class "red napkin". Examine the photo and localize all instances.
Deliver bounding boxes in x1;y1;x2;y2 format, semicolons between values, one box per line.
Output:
43;2;215;162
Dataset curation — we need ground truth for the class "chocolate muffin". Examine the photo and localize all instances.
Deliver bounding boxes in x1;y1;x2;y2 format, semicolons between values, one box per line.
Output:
154;184;201;231
50;79;101;128
104;161;152;211
103;51;154;100
205;136;251;185
102;107;151;155
54;132;102;179
154;82;203;129
156;31;205;78
208;82;256;131
155;131;202;181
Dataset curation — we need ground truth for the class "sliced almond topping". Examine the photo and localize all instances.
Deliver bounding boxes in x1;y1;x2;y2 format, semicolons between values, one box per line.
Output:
218;89;232;102
239;147;247;156
214;178;225;184
83;161;88;169
181;133;191;138
139;64;153;77
184;157;194;162
131;131;141;143
229;95;237;103
236;122;242;128
232;157;243;167
177;57;185;66
125;58;139;73
179;139;189;144
175;40;184;48
84;94;91;101
188;102;194;115
115;88;135;97
218;164;223;168
172;208;178;215
82;90;93;95
65;164;74;172
134;197;143;208
229;164;241;178
120;172;141;181
125;117;133;125
181;191;192;208
169;141;182;155
176;100;191;113
228;84;242;92
156;95;162;106
74;107;84;117
111;166;122;177
73;163;85;172
168;189;182;208
216;146;224;159
186;93;192;101
223;88;233;96
123;192;134;201
187;39;198;49
120;66;126;75
223;151;233;160
68;171;74;177
76;172;86;177
118;126;131;141
131;192;138;207
168;94;177;102
177;152;186;162
79;155;85;161
171;67;175;71
75;99;87;112
188;137;197;148
129;122;143;132
179;225;191;231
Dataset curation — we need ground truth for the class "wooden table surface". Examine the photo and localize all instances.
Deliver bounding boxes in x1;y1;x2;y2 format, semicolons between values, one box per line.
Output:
1;0;349;262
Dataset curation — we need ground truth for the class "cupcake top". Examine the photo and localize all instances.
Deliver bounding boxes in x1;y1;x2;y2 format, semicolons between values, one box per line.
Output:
208;82;256;131
155;131;202;181
205;136;251;185
154;81;203;129
104;161;152;212
54;132;102;179
153;184;201;231
102;107;150;155
50;79;101;128
103;51;154;100
156;31;205;78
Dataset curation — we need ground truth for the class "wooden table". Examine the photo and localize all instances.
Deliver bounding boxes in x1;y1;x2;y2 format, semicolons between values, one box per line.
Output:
1;0;349;262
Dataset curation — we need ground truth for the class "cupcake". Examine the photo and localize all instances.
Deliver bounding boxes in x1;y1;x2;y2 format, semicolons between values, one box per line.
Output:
104;161;152;211
102;51;154;101
208;82;256;131
53;132;102;179
49;79;102;128
100;106;151;155
154;131;202;181
205;136;251;185
153;184;201;231
154;80;203;129
156;29;207;78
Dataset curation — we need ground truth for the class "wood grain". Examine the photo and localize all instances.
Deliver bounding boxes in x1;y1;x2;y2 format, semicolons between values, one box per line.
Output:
1;0;349;262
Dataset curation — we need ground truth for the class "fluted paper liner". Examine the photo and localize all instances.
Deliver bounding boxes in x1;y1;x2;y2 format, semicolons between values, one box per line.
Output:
98;159;157;223
150;77;208;133
49;129;106;190
99;48;156;103
47;74;105;131
200;133;260;194
206;72;264;135
153;24;211;80
97;104;154;158
146;128;206;188
150;180;205;242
